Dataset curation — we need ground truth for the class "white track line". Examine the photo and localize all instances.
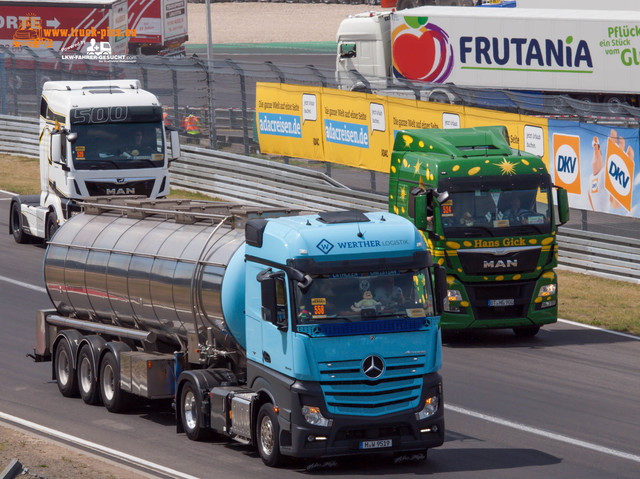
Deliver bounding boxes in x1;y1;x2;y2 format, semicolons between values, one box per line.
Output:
446;404;640;464
557;318;639;340
0;412;200;479
0;274;47;294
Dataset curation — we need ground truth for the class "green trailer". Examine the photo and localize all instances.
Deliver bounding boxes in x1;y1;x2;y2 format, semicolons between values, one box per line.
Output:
389;126;570;336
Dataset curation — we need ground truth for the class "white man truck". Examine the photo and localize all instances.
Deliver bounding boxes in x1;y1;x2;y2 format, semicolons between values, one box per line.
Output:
33;198;447;466
9;79;180;244
336;7;640;110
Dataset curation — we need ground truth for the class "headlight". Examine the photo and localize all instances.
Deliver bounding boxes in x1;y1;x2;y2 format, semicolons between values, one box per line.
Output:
444;289;463;312
415;395;439;420
538;284;557;297
301;406;333;427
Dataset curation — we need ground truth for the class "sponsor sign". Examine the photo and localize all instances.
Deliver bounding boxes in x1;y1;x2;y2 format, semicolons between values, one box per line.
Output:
605;137;635;212
553;133;582;195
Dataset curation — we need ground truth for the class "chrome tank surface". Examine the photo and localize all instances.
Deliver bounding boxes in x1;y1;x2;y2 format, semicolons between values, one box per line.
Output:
44;210;246;352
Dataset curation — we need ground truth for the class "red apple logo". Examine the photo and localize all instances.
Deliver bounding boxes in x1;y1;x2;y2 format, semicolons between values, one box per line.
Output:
392;18;454;83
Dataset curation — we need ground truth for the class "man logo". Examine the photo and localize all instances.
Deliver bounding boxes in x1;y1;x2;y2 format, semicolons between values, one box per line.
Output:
106;187;135;195
484;259;518;269
553;133;581;195
362;355;385;379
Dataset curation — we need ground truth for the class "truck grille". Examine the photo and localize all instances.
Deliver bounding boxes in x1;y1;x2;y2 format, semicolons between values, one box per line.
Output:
457;246;541;275
85;179;155;197
319;355;425;416
468;281;536;320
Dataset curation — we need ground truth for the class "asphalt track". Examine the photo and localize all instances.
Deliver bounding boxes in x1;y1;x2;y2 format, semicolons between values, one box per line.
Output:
1;191;639;478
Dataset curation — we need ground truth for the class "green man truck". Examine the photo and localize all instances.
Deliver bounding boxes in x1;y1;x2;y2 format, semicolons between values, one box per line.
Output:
389;126;569;336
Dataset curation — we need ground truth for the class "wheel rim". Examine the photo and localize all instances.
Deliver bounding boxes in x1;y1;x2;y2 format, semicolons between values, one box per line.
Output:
102;363;115;401
79;356;92;394
259;414;275;457
183;390;197;431
57;348;70;386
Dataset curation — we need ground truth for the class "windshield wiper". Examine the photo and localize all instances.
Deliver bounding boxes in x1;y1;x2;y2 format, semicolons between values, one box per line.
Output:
461;225;495;237
512;225;546;235
91;159;120;169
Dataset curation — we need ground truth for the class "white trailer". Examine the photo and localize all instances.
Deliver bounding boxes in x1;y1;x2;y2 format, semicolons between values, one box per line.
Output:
9;79;180;243
336;7;640;109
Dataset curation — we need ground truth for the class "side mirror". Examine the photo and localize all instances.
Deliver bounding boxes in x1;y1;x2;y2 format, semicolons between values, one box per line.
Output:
257;269;288;331
409;187;428;230
433;266;447;316
169;128;181;161
50;133;65;165
556;187;570;225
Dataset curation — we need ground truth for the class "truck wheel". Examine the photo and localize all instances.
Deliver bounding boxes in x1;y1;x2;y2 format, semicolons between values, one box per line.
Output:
45;211;58;243
77;344;100;405
10;202;28;244
256;403;284;467
513;326;540;338
99;351;132;413
54;340;78;397
180;381;211;441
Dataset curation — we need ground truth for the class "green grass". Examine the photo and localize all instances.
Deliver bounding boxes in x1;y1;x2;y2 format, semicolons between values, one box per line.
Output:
2;154;638;336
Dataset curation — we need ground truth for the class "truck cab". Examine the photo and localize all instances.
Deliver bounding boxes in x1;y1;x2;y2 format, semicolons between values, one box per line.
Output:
9;80;179;243
239;210;446;462
389;126;569;336
336;12;392;91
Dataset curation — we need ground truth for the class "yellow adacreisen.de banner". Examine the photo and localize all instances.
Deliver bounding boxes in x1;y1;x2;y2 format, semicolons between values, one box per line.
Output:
256;83;550;174
256;83;324;161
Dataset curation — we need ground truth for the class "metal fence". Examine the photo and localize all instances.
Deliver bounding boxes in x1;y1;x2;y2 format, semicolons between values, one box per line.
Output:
2;114;639;283
3;49;640;153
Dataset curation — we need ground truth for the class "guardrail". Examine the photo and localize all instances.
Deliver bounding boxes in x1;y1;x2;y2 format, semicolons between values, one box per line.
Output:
1;114;638;283
172;146;385;211
0;115;38;158
557;228;640;284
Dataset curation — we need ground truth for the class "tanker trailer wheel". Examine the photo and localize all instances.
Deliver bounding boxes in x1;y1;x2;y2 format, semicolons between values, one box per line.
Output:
99;351;132;413
77;344;101;405
54;340;78;397
10;202;28;244
256;403;284;467
179;381;212;441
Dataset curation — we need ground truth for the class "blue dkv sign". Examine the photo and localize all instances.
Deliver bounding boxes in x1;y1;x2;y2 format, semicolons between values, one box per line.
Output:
316;239;334;254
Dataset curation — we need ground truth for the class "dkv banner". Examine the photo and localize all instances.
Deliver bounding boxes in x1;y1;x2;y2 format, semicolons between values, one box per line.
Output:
549;119;640;217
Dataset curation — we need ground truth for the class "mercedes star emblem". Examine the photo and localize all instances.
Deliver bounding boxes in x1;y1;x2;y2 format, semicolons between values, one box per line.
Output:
362;355;385;379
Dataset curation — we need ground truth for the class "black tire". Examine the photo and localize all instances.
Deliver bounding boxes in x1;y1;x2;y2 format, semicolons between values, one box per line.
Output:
10;202;28;244
45;211;58;243
99;351;132;413
180;381;212;441
256;403;284;467
513;326;540;338
77;344;101;405
54;340;78;397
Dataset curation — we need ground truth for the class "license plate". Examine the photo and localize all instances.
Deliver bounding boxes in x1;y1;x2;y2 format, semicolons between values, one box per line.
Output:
489;299;515;307
360;439;392;450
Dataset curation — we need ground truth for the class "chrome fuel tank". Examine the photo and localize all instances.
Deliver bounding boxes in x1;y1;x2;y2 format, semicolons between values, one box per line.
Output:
44;203;247;353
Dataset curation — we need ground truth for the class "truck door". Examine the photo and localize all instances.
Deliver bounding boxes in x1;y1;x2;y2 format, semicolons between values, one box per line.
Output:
47;127;69;198
258;271;294;375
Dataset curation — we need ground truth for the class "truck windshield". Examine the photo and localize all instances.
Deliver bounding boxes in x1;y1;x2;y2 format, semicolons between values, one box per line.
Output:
70;122;164;170
294;269;435;326
440;176;552;238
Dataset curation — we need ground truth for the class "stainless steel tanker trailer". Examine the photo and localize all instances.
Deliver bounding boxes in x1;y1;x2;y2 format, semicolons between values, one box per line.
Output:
33;198;447;466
